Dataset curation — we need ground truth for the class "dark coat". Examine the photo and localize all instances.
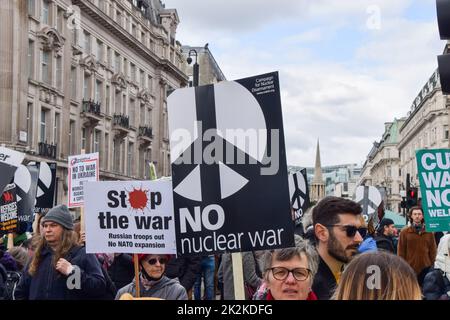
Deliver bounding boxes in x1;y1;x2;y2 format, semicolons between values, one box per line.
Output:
165;256;202;291
423;268;450;300
312;256;337;300
15;245;106;300
374;234;395;254
108;253;134;291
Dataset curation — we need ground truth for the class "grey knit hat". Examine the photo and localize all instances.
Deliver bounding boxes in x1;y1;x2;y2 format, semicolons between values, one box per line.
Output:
41;204;74;230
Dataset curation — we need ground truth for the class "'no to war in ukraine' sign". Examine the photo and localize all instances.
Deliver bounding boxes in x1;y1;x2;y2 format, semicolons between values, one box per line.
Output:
416;149;450;232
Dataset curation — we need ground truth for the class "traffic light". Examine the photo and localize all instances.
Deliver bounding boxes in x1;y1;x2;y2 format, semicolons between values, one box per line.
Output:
436;0;450;93
407;187;418;208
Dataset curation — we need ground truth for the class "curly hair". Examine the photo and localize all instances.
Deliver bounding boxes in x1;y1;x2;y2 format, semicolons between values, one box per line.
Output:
28;228;79;276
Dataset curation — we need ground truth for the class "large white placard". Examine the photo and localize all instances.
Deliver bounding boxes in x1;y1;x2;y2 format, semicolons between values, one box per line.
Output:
84;180;176;254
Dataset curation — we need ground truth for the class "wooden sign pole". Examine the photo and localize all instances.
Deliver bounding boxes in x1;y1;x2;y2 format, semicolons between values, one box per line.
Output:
7;233;14;250
134;254;141;298
231;252;245;300
79;149;85;244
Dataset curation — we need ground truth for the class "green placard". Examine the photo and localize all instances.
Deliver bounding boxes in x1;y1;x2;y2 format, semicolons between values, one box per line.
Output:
416;149;450;232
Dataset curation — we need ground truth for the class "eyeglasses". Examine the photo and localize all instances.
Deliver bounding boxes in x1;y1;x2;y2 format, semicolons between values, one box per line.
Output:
147;257;168;265
326;224;367;238
268;267;311;281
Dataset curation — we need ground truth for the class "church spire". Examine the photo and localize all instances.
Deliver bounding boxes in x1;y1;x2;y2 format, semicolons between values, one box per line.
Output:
313;139;323;184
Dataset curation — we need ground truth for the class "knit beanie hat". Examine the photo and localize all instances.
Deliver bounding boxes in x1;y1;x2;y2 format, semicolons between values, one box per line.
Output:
41;205;74;230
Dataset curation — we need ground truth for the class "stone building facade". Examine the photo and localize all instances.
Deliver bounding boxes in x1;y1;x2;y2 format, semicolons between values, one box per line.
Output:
360;69;449;211
0;0;188;205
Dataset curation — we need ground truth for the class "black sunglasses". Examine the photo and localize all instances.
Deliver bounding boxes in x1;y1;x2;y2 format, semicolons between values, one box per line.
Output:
147;257;168;265
326;224;367;238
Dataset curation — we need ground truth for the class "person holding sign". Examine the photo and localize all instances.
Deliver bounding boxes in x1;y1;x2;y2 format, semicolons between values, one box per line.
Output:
398;206;437;287
15;205;107;300
115;254;187;300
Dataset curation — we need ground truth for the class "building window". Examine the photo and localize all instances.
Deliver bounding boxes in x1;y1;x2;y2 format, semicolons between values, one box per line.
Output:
104;133;109;169
84;74;90;100
140;104;145;126
444;125;449;140
28;0;35;16
83;31;91;54
42;0;50;25
71;28;78;46
95;79;102;104
105;85;110;115
41;51;50;84
124;58;128;76
69;120;75;155
56;56;63;90
129;98;135;127
116;10;122;26
107;47;112;67
131;23;137;37
96;39;104;61
94;129;101;153
27;103;33;147
140;69;145;87
54;113;60;146
114;52;121;72
115;90;121;113
141;31;146;44
127;142;134;176
386;166;391;177
81;127;86;151
148;75;152;92
28;40;34;79
40;109;47;143
114;140;123;173
56;7;64;32
70;66;77;100
130;63;136;82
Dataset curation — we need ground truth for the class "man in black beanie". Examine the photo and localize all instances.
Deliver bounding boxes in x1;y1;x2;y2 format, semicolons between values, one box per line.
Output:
374;218;397;254
15;205;106;300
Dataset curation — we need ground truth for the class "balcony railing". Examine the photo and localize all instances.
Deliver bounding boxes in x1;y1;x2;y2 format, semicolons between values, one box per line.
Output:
82;99;102;115
138;125;153;138
38;142;57;159
113;113;130;129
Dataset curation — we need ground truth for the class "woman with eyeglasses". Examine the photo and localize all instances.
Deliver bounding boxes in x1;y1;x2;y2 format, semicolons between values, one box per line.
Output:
254;236;319;300
115;254;187;300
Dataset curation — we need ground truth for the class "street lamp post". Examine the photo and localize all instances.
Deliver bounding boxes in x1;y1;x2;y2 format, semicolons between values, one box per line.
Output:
186;49;199;87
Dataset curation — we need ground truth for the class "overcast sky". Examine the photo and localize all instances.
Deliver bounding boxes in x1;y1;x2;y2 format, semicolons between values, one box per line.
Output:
163;0;444;168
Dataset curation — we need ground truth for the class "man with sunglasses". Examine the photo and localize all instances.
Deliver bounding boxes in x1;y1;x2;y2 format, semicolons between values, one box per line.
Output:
311;196;364;300
115;254;187;300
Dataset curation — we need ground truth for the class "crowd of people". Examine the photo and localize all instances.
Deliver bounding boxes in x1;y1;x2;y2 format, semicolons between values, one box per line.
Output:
1;197;449;300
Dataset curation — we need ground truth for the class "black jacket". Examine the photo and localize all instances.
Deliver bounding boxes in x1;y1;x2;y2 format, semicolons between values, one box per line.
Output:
374;234;395;254
108;253;134;291
423;268;450;300
15;245;106;300
312;256;337;300
165;256;202;291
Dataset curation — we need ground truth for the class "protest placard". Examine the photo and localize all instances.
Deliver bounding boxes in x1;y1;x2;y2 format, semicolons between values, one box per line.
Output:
84;180;176;254
416;149;450;232
168;72;294;256
68;152;99;208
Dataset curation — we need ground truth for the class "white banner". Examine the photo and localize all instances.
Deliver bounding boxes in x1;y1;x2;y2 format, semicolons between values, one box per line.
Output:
68;152;99;208
0;146;25;167
84;180;176;254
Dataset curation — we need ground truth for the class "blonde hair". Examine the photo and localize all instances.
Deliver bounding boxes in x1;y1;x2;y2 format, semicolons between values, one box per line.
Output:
333;251;422;300
28;228;79;276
